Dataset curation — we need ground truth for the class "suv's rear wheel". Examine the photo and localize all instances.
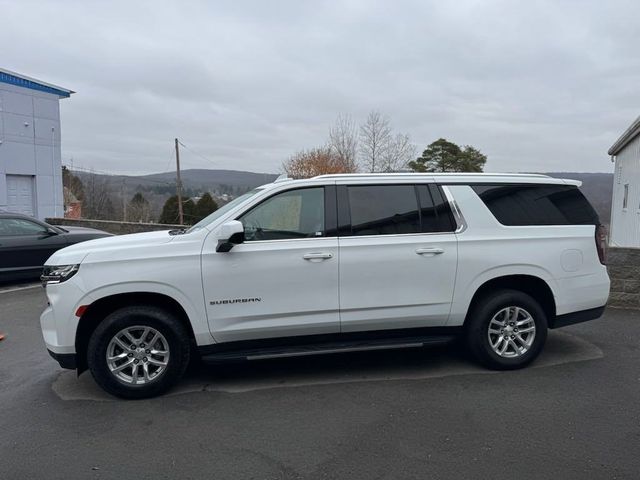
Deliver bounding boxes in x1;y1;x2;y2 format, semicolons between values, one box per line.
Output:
87;306;190;399
465;289;548;369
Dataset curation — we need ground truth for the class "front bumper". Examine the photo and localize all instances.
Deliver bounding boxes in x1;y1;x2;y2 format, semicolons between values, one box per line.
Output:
40;304;75;355
48;349;77;369
40;277;88;356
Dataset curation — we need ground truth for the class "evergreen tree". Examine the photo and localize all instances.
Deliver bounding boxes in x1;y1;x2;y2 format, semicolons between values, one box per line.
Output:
159;196;197;225
195;193;218;222
409;138;487;173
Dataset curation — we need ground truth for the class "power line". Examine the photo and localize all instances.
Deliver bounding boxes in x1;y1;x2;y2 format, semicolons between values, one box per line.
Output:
177;140;218;167
162;146;175;174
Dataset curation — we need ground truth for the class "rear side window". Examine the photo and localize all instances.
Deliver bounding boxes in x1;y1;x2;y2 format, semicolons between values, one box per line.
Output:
348;185;420;235
417;185;456;233
344;184;456;236
471;184;599;226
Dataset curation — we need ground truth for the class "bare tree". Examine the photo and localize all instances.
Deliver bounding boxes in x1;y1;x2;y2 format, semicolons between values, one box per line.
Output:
380;133;417;172
359;110;392;173
83;172;115;219
328;114;359;172
283;146;358;179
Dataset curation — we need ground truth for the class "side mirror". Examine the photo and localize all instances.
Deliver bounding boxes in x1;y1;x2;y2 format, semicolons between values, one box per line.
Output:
216;220;245;252
45;227;59;236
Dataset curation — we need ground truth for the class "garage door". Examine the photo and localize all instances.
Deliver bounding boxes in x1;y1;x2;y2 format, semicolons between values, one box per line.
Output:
6;175;35;217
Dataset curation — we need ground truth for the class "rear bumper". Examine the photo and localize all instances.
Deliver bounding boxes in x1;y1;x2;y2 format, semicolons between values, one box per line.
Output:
550;305;606;329
48;349;77;370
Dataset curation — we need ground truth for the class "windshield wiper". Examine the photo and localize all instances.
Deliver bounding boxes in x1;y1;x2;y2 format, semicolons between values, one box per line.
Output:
168;227;188;235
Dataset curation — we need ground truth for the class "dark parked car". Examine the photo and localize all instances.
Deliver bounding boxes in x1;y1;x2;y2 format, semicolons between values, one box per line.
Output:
0;211;112;282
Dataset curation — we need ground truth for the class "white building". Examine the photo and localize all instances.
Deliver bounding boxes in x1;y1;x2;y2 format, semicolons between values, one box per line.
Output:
0;68;73;219
608;116;640;247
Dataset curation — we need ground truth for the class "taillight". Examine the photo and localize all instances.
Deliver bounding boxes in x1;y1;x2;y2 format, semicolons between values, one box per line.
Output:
595;224;607;265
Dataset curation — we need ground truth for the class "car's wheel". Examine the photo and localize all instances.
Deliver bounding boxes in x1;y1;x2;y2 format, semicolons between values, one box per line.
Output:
465;289;548;370
87;306;191;399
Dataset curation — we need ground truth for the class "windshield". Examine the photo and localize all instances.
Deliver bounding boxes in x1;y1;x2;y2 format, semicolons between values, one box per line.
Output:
186;188;263;233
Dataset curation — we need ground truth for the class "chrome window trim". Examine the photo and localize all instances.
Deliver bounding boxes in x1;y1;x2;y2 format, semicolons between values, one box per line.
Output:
337;231;456;240
242;228;463;243
235;236;338;245
440;185;467;234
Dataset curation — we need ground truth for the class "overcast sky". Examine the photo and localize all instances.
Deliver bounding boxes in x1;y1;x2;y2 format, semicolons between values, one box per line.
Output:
2;0;638;175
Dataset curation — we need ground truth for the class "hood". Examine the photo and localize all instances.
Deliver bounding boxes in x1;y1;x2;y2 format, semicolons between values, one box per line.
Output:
56;225;112;235
46;230;174;265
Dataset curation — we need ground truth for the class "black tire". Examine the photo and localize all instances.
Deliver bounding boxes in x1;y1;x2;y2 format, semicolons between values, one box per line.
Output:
87;306;191;399
465;289;548;370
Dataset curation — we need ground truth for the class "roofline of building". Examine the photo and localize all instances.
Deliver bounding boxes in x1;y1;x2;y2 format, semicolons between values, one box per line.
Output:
608;115;640;156
0;68;74;98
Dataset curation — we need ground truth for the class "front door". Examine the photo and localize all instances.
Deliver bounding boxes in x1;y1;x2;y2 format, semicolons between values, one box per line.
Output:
202;186;340;343
337;183;458;332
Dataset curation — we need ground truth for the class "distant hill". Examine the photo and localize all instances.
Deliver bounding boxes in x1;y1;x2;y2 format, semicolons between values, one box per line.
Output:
139;169;279;190
545;172;613;226
74;168;278;192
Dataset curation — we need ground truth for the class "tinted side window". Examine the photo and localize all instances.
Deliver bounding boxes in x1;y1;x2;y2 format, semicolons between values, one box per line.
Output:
416;185;456;233
472;184;599;226
239;187;325;241
429;185;456;232
348;185;419;236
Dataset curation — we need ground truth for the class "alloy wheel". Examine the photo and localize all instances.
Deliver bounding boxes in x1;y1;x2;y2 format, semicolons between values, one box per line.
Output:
105;326;170;385
487;306;536;358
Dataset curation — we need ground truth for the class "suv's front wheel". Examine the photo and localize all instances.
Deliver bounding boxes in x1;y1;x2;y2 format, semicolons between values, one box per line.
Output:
465;289;548;369
87;306;191;399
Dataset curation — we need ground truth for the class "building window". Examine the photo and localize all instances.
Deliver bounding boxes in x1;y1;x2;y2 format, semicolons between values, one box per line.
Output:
623;184;629;210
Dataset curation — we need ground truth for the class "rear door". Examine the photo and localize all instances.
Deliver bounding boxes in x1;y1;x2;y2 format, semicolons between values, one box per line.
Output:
337;183;458;332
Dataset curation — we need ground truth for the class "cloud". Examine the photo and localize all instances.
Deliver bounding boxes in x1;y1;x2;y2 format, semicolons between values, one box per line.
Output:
2;0;638;174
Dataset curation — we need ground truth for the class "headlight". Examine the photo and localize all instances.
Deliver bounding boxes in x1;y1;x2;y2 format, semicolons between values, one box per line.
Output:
41;264;80;285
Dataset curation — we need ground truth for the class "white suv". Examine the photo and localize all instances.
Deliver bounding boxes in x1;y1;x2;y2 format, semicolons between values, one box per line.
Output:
40;173;610;398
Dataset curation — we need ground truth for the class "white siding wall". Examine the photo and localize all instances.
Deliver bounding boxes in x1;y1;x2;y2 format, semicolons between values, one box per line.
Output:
0;82;63;219
611;134;640;247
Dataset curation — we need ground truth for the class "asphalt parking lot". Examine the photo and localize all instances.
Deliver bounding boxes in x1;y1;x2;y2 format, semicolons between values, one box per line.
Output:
1;284;639;480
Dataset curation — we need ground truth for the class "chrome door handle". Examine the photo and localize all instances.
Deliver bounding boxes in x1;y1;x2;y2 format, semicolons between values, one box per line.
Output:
415;247;444;256
303;252;333;261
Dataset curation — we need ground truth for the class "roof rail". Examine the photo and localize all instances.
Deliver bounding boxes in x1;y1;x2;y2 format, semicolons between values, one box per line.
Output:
314;172;551;179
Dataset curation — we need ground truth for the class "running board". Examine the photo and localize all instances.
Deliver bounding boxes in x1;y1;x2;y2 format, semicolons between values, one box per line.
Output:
200;334;456;363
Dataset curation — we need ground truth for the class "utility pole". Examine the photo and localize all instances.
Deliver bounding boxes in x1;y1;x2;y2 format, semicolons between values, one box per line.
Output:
121;178;127;222
175;138;184;225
